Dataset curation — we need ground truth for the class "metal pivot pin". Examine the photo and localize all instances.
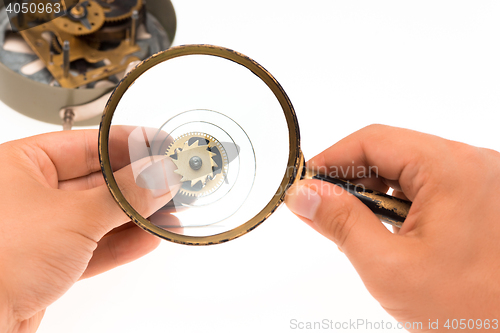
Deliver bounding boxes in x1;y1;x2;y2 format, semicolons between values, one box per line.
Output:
189;156;203;170
63;41;70;78
130;10;139;46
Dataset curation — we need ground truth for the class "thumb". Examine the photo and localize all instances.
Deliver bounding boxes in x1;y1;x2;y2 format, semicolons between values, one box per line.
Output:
73;156;181;241
285;179;398;273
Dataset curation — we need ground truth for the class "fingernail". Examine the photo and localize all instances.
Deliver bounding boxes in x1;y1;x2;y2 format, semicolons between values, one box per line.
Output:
135;159;173;198
285;183;322;221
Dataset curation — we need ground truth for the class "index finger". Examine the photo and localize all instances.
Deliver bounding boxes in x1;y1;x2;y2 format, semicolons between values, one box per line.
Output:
30;125;172;181
307;124;450;201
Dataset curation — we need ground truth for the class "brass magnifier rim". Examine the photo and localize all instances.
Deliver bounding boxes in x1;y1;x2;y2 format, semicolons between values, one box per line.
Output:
99;44;302;245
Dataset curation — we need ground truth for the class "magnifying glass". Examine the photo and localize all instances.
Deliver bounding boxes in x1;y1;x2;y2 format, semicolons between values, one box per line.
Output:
99;44;411;245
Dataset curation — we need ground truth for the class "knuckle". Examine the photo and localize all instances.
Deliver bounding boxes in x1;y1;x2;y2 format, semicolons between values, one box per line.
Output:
482;147;500;163
86;174;95;190
458;142;482;161
84;131;99;174
72;193;112;241
120;182;156;218
428;141;482;184
447;141;485;174
81;217;109;242
121;183;148;215
480;148;500;185
87;172;104;190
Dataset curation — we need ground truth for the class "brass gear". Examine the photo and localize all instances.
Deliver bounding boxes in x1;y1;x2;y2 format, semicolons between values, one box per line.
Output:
96;0;143;23
51;35;63;54
166;132;228;197
53;0;106;36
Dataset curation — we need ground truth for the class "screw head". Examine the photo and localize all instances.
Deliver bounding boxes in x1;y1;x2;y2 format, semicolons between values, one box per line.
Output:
189;156;203;170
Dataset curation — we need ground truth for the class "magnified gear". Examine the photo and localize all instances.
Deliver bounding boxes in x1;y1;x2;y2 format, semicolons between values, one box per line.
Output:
96;0;143;23
166;132;228;198
53;0;106;35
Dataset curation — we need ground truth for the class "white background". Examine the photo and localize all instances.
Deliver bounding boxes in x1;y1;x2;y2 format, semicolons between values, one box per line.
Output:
1;1;499;332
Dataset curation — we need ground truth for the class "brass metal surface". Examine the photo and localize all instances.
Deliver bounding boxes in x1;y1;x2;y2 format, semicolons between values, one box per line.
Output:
301;165;316;181
19;20;141;89
360;191;409;226
53;1;105;35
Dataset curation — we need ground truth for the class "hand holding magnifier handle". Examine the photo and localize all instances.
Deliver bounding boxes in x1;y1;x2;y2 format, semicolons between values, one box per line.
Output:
301;167;411;227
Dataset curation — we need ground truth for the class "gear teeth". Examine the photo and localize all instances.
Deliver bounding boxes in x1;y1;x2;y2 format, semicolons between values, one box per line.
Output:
166;132;229;198
97;0;143;23
53;1;106;36
170;136;216;186
209;151;218;168
51;36;63;54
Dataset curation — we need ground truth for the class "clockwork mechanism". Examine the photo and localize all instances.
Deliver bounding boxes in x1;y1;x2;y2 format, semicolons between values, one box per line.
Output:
0;0;176;127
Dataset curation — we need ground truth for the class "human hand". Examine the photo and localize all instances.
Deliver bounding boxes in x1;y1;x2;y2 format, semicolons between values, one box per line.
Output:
0;128;180;333
286;124;500;332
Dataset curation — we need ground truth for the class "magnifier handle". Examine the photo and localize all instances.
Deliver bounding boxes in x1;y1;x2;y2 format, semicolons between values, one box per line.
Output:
302;172;411;228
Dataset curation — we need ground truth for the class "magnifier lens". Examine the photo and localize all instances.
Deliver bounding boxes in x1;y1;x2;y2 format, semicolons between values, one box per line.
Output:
105;51;293;240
